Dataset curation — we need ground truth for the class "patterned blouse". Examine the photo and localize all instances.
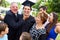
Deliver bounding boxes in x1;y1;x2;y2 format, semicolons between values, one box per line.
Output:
29;24;46;40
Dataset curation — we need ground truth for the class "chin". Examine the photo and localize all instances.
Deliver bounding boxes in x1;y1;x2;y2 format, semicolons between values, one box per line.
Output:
25;14;29;16
13;11;17;13
14;12;17;14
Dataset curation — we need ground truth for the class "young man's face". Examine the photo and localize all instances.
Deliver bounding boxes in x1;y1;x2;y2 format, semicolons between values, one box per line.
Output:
39;8;44;13
23;6;31;16
39;8;46;13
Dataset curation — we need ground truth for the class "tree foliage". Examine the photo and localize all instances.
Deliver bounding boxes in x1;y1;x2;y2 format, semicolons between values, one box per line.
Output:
17;2;21;9
32;0;41;10
51;0;60;13
0;0;10;7
32;0;60;21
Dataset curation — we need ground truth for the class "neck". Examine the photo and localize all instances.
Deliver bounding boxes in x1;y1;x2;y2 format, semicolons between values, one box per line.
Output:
36;23;43;27
23;14;30;18
35;23;44;29
0;34;4;38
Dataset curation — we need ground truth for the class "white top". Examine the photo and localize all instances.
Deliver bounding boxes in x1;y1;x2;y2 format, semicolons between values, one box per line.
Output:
0;34;8;40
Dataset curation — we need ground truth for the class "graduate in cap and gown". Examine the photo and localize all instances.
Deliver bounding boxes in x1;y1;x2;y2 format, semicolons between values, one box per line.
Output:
21;0;35;32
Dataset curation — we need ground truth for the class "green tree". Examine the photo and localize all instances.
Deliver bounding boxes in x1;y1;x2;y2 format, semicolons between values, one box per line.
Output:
32;0;60;21
32;0;41;10
51;0;60;13
0;0;10;7
17;2;21;9
49;0;60;21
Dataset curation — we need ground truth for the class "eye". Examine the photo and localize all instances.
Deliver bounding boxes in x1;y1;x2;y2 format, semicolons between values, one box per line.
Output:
24;8;26;10
16;7;18;8
41;10;42;11
28;8;30;10
12;6;15;8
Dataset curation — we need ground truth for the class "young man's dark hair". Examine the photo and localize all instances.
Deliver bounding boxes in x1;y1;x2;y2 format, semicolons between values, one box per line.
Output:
39;6;47;10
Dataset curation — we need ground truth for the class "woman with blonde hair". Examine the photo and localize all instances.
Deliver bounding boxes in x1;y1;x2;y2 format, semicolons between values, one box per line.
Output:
29;12;48;40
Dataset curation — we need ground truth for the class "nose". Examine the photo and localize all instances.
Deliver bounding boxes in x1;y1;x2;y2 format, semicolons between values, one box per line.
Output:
25;9;28;13
14;7;17;9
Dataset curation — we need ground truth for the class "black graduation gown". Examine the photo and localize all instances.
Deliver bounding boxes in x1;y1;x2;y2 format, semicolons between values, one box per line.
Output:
14;14;35;40
22;15;35;32
4;10;24;40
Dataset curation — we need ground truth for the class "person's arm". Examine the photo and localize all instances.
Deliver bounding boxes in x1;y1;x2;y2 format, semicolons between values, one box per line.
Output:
4;14;25;29
43;17;50;27
56;26;60;33
43;20;49;27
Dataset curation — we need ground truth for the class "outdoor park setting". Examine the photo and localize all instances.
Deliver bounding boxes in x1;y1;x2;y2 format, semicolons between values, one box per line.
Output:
0;0;60;40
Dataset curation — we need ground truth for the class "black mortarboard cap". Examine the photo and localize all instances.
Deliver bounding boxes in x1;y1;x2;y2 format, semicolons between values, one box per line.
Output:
22;0;35;7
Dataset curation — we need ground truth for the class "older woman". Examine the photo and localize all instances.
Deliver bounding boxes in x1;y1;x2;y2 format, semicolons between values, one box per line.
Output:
29;12;48;40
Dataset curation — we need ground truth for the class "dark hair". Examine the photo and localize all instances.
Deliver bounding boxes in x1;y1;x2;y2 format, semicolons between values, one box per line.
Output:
37;12;48;24
39;6;47;10
46;12;58;34
20;32;32;40
23;6;32;10
0;22;8;34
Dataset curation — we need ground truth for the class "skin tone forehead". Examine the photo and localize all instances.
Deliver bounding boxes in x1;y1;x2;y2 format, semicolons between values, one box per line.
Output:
39;8;43;10
24;6;30;9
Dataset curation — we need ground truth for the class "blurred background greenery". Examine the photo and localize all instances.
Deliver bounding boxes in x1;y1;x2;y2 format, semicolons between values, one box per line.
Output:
0;0;60;40
32;0;60;22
